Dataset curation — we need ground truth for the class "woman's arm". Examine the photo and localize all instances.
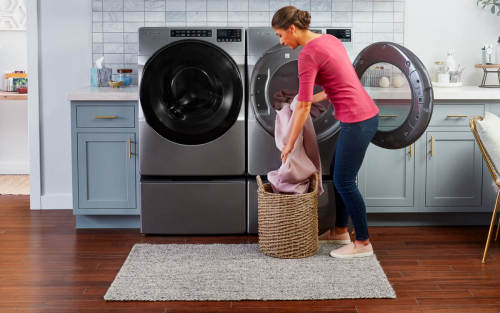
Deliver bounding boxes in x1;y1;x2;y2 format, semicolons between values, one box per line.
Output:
312;91;327;104
281;100;312;163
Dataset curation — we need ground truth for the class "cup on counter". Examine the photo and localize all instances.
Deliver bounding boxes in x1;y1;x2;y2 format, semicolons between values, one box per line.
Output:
449;71;462;83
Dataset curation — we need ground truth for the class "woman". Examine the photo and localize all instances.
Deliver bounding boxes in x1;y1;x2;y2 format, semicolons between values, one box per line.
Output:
272;6;380;259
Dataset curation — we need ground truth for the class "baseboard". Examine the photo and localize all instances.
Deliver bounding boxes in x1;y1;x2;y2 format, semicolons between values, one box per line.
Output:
76;215;140;228
0;163;29;174
41;194;72;210
367;212;497;226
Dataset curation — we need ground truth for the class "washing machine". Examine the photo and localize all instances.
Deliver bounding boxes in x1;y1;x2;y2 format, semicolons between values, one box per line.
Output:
138;27;246;235
246;27;434;234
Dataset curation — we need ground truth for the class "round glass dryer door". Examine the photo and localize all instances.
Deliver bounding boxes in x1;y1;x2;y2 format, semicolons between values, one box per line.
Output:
250;44;340;142
140;40;243;145
354;42;434;149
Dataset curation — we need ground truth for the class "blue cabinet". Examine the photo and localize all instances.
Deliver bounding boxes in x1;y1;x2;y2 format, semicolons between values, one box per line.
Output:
77;132;136;209
71;101;140;228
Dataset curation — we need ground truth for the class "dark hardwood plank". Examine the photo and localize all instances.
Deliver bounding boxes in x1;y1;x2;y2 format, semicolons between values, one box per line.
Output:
1;195;500;312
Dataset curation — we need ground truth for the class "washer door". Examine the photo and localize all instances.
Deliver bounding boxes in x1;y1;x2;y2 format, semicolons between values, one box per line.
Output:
140;40;243;145
250;44;340;142
353;42;434;149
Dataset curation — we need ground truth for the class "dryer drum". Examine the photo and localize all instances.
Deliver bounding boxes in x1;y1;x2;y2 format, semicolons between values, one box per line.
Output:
140;40;243;145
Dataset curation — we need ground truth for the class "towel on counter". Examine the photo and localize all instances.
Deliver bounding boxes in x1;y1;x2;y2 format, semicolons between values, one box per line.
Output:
267;91;324;196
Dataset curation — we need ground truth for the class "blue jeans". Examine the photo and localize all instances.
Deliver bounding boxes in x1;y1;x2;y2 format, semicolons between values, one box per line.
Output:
329;114;379;241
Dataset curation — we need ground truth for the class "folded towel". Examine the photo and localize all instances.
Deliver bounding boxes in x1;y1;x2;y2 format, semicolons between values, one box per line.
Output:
268;94;324;196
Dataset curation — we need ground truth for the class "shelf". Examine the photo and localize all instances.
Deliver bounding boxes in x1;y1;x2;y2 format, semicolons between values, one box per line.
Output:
0;91;28;101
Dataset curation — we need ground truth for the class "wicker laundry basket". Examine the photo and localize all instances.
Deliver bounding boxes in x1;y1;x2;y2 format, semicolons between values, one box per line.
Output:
257;173;319;259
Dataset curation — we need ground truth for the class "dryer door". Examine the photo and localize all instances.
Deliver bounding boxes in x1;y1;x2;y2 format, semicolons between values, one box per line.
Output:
140;40;243;145
353;42;434;149
250;44;340;142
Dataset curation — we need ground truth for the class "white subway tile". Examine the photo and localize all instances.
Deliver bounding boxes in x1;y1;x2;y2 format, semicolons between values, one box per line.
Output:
332;11;352;22
93;1;103;12
166;0;186;10
93;33;103;43
353;11;371;22
207;21;228;26
373;12;392;22
186;21;208;26
290;0;311;11
373;22;393;32
228;0;248;11
124;12;144;22
353;2;373;12
165;21;188;26
125;54;138;63
270;0;290;11
332;2;352;11
208;11;228;21
93;43;103;53
187;11;207;21
353;22;372;32
394;22;403;32
166;12;187;21
249;11;270;22
249;0;270;11
311;0;331;12
93;23;103;32
311;11;331;22
228;21;249;27
103;2;124;11
145;21;166;26
124;22;145;32
103;22;124;32
93;12;103;22
124;1;145;11
104;43;125;53
145;1;166;11
394;12;403;22
104;54;125;63
207;0;227;11
145;12;165;21
394;2;404;12
187;0;207;11
124;32;138;43
228;11;249;22
355;32;372;43
104;33;124;43
373;2;393;12
103;12;124;21
125;43;138;54
373;32;393;42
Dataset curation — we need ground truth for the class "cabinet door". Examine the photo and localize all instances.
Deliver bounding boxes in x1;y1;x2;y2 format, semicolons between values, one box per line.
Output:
77;133;136;209
425;131;482;207
359;141;415;207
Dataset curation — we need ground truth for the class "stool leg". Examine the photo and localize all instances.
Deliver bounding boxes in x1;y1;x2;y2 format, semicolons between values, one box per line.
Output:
483;190;500;263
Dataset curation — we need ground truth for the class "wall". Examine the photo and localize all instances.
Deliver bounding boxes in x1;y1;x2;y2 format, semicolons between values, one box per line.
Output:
405;0;500;86
36;0;500;209
38;0;92;208
91;0;406;85
0;30;29;174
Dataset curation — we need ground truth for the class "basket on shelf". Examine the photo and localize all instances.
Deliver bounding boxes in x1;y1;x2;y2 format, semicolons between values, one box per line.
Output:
360;68;392;87
257;173;319;259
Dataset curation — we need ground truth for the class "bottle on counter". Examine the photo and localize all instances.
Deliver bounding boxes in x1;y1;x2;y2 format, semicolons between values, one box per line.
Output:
444;50;456;72
496;36;500;65
437;66;450;83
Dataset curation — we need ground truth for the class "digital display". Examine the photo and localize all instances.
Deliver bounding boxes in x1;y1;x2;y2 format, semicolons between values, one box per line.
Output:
217;29;241;42
326;29;351;42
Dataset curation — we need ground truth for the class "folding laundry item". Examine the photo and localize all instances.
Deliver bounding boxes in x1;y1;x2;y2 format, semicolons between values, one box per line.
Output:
267;94;324;195
272;89;327;118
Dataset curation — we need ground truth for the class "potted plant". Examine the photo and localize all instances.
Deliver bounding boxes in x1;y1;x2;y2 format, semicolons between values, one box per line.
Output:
477;0;500;16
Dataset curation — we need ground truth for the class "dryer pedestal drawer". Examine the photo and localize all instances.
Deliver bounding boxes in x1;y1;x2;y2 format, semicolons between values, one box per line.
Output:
140;178;246;234
76;105;135;128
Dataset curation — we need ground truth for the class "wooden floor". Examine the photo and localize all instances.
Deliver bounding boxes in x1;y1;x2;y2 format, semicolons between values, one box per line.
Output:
1;196;500;312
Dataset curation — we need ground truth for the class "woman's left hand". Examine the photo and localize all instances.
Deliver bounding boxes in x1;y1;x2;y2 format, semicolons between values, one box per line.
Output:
281;143;294;163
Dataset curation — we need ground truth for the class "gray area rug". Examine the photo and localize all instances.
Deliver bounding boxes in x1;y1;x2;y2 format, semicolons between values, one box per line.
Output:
104;243;396;301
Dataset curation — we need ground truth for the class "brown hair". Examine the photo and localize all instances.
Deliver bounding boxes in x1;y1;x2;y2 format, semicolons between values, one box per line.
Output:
272;6;311;30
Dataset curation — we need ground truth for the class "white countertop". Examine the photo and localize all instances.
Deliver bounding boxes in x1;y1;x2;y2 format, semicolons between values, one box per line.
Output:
66;85;500;101
66;85;139;101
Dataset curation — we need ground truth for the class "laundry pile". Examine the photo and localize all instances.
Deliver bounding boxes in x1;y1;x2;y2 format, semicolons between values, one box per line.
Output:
267;89;325;196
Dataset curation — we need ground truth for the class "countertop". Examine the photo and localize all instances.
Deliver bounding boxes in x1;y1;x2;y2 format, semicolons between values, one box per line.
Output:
66;85;500;101
0;91;28;101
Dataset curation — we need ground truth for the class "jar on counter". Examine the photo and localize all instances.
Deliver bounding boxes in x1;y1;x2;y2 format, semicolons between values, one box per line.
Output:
437;66;450;83
117;69;133;87
432;61;443;82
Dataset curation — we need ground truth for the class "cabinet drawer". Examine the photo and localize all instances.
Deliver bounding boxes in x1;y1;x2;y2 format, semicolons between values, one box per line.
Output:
376;101;411;128
76;105;135;128
429;104;484;126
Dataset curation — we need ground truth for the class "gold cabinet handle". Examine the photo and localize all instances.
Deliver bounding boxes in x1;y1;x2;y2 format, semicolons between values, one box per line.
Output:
431;136;434;157
94;116;116;119
446;115;467;118
410;144;413;158
128;138;131;159
379;115;398;118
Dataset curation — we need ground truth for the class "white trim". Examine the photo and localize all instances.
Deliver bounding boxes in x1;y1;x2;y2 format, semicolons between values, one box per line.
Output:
41;194;72;210
0;163;29;174
26;0;41;210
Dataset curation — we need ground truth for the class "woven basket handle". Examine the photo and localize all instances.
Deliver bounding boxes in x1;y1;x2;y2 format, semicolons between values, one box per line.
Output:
310;172;319;192
256;175;264;191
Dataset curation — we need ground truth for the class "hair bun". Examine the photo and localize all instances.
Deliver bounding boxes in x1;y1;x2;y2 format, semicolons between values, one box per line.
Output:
297;9;311;28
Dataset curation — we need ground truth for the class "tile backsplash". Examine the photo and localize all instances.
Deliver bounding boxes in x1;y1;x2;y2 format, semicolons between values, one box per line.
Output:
92;0;405;85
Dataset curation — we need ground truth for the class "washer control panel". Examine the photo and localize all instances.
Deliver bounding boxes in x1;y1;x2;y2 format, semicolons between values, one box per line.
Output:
170;29;212;37
326;29;351;42
217;29;242;42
